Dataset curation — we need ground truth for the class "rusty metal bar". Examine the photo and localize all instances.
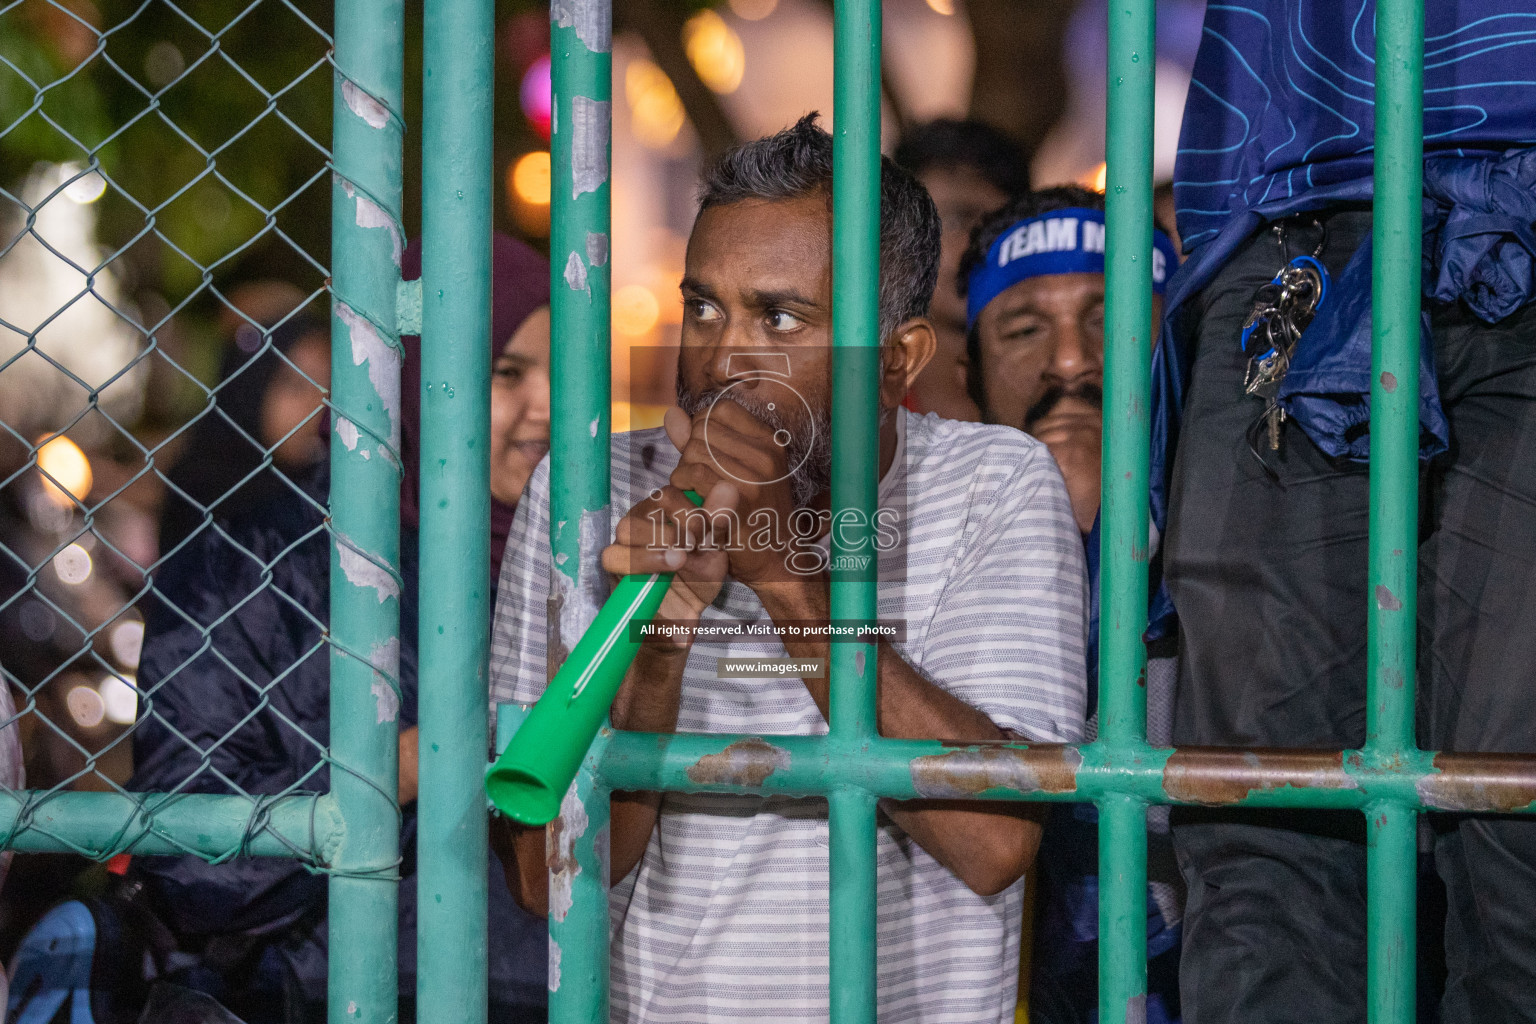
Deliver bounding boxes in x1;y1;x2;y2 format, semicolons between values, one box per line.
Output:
587;732;1536;815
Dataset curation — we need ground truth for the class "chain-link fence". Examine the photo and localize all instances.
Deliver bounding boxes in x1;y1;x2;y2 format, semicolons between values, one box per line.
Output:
1;1;406;1017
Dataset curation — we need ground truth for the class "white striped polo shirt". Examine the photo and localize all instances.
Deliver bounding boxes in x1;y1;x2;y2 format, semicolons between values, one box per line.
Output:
491;408;1088;1023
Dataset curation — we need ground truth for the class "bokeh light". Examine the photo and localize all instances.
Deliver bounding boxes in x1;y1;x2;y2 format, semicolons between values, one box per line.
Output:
67;685;106;728
520;54;553;138
925;0;955;14
36;434;92;506
511;151;552;206
728;0;778;19
626;60;687;149
98;674;139;726
684;10;746;95
613;285;661;337
507;151;552;236
63;167;107;204
110;618;145;669
1087;162;1108;193
53;543;92;585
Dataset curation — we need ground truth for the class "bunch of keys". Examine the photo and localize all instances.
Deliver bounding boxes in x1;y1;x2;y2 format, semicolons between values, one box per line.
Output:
1240;224;1329;453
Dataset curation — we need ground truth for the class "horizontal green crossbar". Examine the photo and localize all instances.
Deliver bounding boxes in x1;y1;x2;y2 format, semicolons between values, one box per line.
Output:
0;791;339;859
496;709;1536;816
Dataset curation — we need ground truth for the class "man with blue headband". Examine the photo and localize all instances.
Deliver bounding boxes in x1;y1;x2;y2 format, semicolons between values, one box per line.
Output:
961;186;1184;1024
961;186;1177;531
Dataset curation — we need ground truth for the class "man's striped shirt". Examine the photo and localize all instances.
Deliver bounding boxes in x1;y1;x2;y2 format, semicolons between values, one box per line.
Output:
491;408;1088;1022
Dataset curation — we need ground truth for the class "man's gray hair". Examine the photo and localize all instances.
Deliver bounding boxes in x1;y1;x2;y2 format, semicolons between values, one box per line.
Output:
697;113;941;343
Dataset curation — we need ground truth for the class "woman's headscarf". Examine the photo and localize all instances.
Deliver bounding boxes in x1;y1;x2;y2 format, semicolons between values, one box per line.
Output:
159;312;330;558
399;233;551;589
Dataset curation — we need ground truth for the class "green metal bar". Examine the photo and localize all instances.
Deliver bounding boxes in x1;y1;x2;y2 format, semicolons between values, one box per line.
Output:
329;1;405;1020
548;0;613;606
1366;1;1424;1020
1098;0;1156;1018
829;787;878;1024
1100;794;1148;1024
1098;0;1154;748
0;792;340;858
547;1;614;1021
829;0;881;744
1366;0;1424;763
588;732;1536;814
829;2;882;1020
548;759;614;1024
418;0;494;1019
1368;800;1418;1023
496;704;613;1023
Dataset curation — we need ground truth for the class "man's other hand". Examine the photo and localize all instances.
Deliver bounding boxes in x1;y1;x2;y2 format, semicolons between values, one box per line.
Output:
1031;400;1101;534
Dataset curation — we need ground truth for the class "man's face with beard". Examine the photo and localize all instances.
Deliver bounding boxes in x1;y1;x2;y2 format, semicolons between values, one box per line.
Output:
972;271;1161;532
675;194;838;508
973;272;1107;435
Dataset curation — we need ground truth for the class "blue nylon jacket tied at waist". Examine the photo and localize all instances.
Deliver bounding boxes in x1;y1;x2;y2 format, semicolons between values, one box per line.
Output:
1149;146;1536;637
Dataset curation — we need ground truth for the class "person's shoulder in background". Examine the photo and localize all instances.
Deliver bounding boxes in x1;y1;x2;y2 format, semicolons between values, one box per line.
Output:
902;409;1072;517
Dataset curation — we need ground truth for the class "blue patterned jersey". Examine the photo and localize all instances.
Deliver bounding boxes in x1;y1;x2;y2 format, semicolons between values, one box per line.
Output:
1174;1;1536;254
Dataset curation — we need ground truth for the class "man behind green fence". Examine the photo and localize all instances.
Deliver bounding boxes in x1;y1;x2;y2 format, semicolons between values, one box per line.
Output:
489;115;1089;1022
961;186;1183;1024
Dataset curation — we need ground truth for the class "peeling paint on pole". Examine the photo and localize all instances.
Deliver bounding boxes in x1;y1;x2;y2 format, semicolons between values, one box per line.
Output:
547;784;589;922
336;302;403;448
338;541;401;603
342;79;390;128
556;506;611;645
352;194;403;266
570;97;611;198
368;637;401;723
551;0;612;53
585;232;608;267
563;251;589;295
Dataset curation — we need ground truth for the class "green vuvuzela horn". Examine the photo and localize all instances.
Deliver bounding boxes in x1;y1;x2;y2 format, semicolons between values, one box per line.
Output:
486;490;704;825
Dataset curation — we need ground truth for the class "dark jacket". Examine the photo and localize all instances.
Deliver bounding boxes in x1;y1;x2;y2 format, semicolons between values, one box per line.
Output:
129;478;545;1015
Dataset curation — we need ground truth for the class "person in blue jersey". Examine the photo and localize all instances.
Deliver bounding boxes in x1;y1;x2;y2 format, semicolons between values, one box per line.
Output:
960;186;1183;1024
1157;3;1536;1021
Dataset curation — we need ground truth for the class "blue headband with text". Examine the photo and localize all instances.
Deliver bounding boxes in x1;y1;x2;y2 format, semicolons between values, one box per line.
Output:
965;207;1179;331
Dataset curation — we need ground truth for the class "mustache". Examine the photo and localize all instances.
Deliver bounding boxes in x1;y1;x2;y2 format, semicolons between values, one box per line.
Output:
1024;379;1103;427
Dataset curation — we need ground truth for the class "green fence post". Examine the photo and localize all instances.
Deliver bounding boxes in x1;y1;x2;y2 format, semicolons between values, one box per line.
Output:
418;0;494;1020
1366;1;1425;1020
829;2;882;1021
547;0;614;1020
329;1;406;1021
547;756;614;1024
1098;0;1156;1019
